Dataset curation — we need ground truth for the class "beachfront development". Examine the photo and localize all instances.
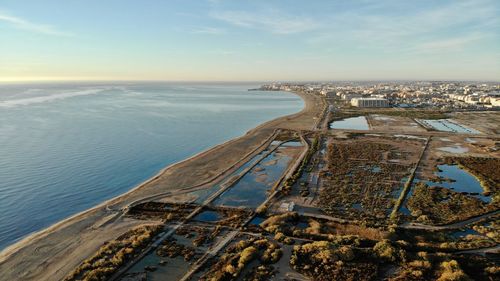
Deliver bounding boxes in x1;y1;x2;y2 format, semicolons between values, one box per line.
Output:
1;82;498;281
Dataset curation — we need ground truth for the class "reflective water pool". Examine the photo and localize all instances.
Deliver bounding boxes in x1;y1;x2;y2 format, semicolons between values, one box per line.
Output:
426;164;491;202
438;145;468;154
330;116;369;130
419;119;480;134
189;149;269;204
193;210;222;222
450;228;480;239
213;146;295;208
249;216;266;225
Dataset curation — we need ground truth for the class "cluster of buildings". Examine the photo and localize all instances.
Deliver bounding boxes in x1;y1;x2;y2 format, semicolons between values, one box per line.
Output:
447;93;500;106
258;81;500;109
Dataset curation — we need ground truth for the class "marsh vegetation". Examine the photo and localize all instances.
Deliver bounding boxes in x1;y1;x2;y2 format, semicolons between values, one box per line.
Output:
319;137;420;225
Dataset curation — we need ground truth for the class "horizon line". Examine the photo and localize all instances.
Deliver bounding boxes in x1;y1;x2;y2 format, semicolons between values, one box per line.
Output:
1;78;499;84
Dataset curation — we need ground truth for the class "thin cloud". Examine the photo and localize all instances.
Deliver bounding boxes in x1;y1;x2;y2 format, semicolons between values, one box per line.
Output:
210;10;320;34
0;12;72;36
306;0;498;53
411;33;489;54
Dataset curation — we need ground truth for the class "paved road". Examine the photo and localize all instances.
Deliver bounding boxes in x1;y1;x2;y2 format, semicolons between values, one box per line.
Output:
400;209;500;231
389;136;431;219
456;244;500;256
298;207;500;234
299;211;349;224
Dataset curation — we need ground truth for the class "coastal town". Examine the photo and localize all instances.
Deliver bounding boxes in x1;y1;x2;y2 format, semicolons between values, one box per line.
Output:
258;81;500;110
7;82;493;281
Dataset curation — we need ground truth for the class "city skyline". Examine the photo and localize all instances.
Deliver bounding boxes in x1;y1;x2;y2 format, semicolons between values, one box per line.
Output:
1;0;499;82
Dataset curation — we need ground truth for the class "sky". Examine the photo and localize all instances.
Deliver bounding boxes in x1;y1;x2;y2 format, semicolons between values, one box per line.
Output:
0;0;499;82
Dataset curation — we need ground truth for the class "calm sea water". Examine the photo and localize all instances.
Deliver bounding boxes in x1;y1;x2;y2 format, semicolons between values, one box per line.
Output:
0;82;303;250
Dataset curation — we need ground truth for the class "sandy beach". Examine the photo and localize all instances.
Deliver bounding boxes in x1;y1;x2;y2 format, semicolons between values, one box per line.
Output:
0;91;323;281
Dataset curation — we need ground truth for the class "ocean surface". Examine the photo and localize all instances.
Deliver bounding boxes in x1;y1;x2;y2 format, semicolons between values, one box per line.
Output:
0;82;303;250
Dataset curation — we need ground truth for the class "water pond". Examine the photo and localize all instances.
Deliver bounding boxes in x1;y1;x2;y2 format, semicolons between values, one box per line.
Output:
426;164;491;202
193;210;222;222
295;221;309;229
330;116;369;130
400;164;491;216
438;145;468;154
372;115;395;121
189;149;268;204
352;203;363;210
449;228;480;239
213;146;293;208
419;119;480;134
249;216;266;226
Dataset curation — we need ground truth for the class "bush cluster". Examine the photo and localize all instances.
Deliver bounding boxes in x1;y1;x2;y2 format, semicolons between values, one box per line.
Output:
200;237;282;281
407;182;488;225
64;224;162;281
290;240;377;281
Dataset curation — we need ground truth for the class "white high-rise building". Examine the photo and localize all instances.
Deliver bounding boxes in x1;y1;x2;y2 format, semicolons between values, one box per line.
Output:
351;98;389;107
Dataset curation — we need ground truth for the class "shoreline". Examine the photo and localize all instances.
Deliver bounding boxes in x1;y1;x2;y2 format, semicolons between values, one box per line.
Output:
0;90;304;256
0;127;274;260
0;90;323;281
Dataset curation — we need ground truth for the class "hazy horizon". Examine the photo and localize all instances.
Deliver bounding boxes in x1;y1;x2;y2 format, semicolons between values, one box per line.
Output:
0;79;500;83
1;0;499;82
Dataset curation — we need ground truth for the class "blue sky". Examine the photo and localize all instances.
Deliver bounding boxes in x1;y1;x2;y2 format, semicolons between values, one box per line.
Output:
0;0;499;81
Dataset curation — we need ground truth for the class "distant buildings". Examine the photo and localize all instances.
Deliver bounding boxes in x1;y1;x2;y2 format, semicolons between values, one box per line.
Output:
341;93;363;101
258;81;500;110
320;90;336;98
351;98;389;108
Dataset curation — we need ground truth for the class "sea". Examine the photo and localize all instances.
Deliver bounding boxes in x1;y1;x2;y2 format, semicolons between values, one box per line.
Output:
0;82;303;250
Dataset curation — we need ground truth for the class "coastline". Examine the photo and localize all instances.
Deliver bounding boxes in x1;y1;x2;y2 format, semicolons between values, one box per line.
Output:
0;90;323;281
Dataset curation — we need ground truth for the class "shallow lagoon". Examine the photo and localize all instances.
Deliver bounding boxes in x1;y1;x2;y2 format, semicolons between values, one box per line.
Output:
401;164;491;216
190;149;268;204
213;145;296;208
426;164;491;202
